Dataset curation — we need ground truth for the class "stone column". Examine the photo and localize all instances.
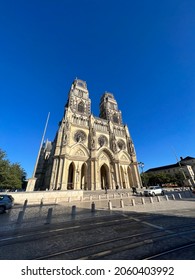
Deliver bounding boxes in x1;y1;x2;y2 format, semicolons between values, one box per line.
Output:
61;159;69;190
95;160;101;190
114;162;120;187
75;162;80;190
50;158;59;190
132;163;142;188
124;166;129;188
26;177;37;191
56;157;63;190
90;160;95;190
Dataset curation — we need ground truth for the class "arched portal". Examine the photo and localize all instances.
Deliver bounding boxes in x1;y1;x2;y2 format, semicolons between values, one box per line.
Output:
127;166;133;188
80;163;87;190
67;162;75;190
120;166;126;189
100;164;110;190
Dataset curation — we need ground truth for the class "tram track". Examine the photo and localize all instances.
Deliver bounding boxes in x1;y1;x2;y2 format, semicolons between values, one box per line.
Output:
1;212;195;260
143;242;195;260
0;214;138;245
34;225;195;260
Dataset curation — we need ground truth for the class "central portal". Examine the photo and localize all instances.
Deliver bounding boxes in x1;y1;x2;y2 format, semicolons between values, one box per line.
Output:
100;164;109;190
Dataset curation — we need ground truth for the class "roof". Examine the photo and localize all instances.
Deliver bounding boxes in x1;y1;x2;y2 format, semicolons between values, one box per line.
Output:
180;156;195;161
145;162;186;173
145;156;195;173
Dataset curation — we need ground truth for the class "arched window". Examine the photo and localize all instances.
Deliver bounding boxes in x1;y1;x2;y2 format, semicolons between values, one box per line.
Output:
78;101;84;113
113;114;119;124
118;139;126;150
98;135;108;147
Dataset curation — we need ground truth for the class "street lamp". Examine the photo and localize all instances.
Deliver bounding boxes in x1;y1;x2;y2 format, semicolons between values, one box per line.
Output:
138;162;144;174
138;162;145;188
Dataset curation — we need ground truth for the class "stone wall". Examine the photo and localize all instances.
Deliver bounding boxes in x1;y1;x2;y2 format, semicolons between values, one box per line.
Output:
5;190;83;205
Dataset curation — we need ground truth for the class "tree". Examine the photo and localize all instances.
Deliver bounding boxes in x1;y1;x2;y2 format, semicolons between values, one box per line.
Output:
142;171;185;187
172;172;184;187
0;149;26;190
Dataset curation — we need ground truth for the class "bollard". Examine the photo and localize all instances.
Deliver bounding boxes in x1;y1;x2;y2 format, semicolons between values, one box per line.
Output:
98;195;101;200
23;199;28;210
120;199;124;208
71;205;76;216
91;202;95;213
141;197;145;204
17;211;24;224
108;200;112;210
45;208;53;224
165;195;169;201
157;196;161;202
89;195;92;201
171;194;175;200
55;198;58;204
149;196;153;203
68;197;71;203
40;198;44;207
131;198;135;206
80;196;83;201
178;193;182;199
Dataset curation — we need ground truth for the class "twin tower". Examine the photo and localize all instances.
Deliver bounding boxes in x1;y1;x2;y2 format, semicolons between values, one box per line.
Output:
35;79;142;191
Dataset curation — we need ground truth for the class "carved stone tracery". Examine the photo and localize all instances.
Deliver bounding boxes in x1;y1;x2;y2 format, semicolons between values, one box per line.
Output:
74;130;86;143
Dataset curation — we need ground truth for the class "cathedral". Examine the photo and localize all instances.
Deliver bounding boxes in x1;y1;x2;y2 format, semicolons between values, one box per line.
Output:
34;79;142;191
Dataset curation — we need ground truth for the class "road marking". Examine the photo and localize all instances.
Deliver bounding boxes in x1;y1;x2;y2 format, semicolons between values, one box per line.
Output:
0;225;81;242
123;214;170;231
0;217;131;243
142;221;164;230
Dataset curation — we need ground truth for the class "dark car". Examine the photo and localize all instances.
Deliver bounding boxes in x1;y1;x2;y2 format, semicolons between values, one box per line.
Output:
0;194;14;213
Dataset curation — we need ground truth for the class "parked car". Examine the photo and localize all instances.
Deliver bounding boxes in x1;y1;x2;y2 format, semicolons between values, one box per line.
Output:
144;186;164;197
0;194;14;213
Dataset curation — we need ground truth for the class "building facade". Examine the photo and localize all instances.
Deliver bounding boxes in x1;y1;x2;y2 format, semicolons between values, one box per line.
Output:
145;156;195;187
34;79;142;191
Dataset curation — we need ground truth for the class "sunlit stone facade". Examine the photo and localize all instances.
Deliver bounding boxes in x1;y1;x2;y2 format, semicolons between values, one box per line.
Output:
35;79;142;191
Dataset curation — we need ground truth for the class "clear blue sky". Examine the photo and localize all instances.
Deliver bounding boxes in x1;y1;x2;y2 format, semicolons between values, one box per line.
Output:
0;0;195;178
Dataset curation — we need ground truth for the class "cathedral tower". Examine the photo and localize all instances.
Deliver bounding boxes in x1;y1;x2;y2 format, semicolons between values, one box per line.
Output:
35;78;142;191
65;79;91;116
99;92;122;124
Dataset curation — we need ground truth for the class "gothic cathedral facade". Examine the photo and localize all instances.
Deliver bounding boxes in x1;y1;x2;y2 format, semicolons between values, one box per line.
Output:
35;79;142;191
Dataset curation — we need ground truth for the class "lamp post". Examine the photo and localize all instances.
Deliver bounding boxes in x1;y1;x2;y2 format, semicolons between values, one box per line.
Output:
138;162;145;188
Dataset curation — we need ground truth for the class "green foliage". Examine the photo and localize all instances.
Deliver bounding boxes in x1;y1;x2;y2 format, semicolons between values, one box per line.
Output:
0;149;26;190
141;171;184;187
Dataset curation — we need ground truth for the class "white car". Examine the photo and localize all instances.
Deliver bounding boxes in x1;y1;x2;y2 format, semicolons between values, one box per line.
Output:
144;186;164;197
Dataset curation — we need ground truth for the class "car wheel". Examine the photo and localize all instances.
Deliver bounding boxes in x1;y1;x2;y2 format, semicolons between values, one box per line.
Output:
161;191;164;195
0;206;6;214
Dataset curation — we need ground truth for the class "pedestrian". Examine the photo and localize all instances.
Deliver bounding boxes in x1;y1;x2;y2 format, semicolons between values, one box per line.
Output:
132;186;137;195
